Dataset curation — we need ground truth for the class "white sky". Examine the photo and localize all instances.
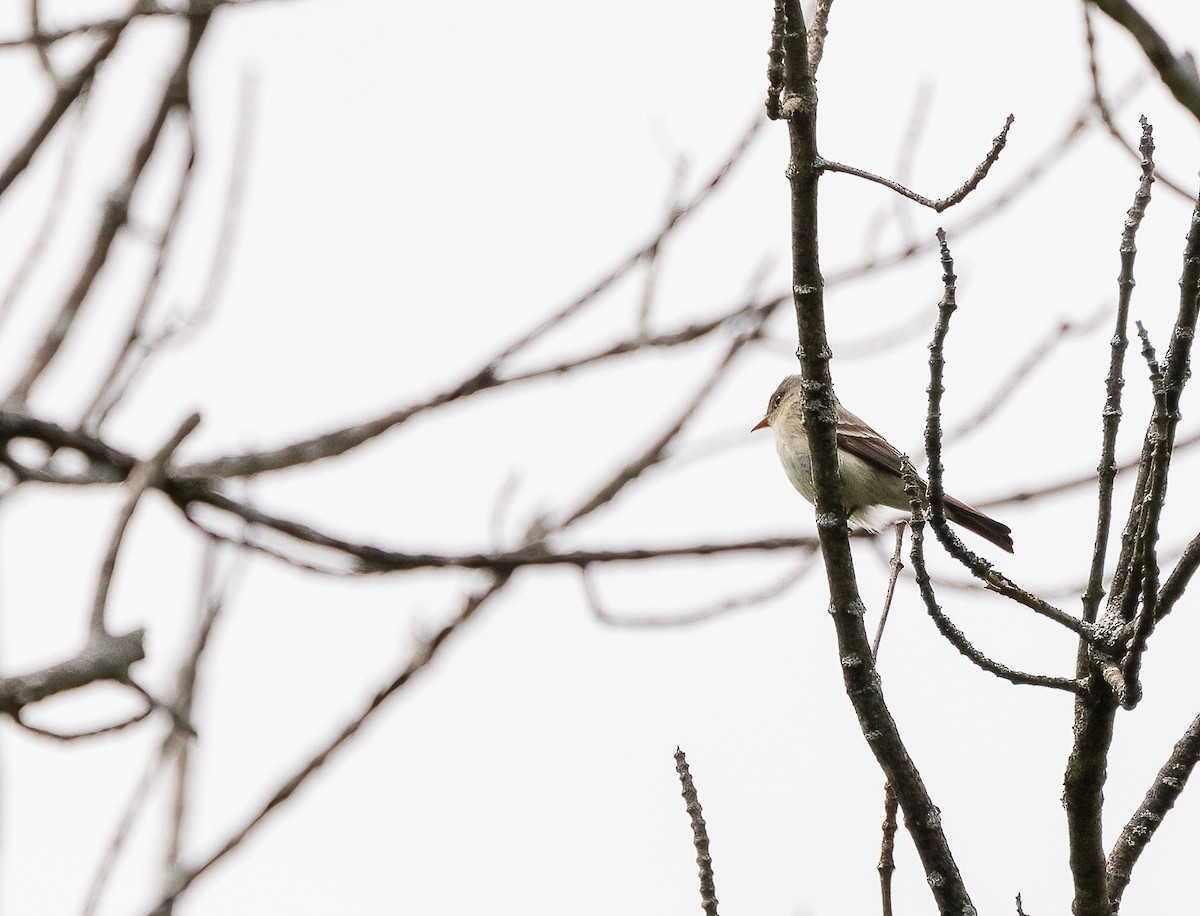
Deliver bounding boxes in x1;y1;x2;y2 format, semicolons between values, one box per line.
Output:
1;1;1200;915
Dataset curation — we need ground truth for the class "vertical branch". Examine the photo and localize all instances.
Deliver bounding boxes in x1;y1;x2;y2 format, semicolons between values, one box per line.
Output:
1059;121;1200;916
5;10;213;407
924;230;956;521
768;6;973;913
675;748;719;916
1083;118;1154;624
878;783;899;916
1106;173;1200;688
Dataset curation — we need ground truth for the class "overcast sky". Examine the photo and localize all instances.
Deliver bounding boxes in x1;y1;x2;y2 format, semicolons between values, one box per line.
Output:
1;2;1200;915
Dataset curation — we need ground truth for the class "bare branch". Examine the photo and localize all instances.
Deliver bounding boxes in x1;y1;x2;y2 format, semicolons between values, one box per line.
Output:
82;743;171;916
175;291;782;481
1083;118;1155;625
5;10;213;407
582;556;816;627
90;414;200;634
870;523;904;660
878;782;898;916
561;321;764;527
1107;710;1200;909
1082;7;1193;201
675;748;719;916
0;629;145;715
1157;528;1200;620
775;4;975;910
0;0;278;49
806;0;835;75
825;79;1148;286
0;95;89;335
818;115;1014;212
904;461;1081;693
1089;0;1200;123
0;19;126;198
922;231;1095;641
146;573;512;914
15;703;152;740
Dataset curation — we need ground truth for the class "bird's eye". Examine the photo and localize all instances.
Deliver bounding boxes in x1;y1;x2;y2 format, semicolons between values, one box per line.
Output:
770;393;782;411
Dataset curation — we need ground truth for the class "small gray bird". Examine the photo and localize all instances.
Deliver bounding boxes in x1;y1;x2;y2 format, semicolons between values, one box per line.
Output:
753;375;1013;553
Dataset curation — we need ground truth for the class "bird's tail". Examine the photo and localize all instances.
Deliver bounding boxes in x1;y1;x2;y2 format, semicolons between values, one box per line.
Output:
943;496;1014;553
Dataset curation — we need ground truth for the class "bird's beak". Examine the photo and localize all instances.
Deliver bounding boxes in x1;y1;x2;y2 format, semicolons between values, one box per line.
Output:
752;416;770;432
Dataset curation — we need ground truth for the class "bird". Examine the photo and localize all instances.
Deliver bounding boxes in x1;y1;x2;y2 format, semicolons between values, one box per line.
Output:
753;375;1013;553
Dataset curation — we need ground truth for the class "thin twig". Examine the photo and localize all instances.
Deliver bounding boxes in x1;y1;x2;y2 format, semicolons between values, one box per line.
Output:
0;0;272;49
582;556;816;627
825;78;1149;287
15;703;152;740
878;782;898;916
922;230;1093;641
871;523;905;660
903;461;1081;693
0;88;90;334
1082;117;1155;626
675;748;719;916
0;17;127;198
818;115;1014;212
560;314;768;527
80;114;197;431
5;10;213;406
89;414;200;633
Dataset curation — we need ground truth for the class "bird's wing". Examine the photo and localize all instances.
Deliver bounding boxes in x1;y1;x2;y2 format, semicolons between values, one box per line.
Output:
835;408;907;477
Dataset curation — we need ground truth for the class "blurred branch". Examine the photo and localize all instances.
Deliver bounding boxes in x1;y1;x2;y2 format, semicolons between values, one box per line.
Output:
82;70;257;433
83;539;238;916
1082;7;1192;200
582;555;816;627
148;571;513;915
0;629;145;716
0;20;126;198
0;0;279;48
1088;0;1200;123
89;414;200;633
78;118;201;431
560;318;766;527
175;292;781;481
5;10;213;407
0;96;89;334
943;306;1109;447
492;114;763;367
15;703;152;740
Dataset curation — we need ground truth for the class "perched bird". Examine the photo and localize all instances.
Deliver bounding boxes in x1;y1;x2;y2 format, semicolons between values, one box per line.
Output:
753;375;1013;553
